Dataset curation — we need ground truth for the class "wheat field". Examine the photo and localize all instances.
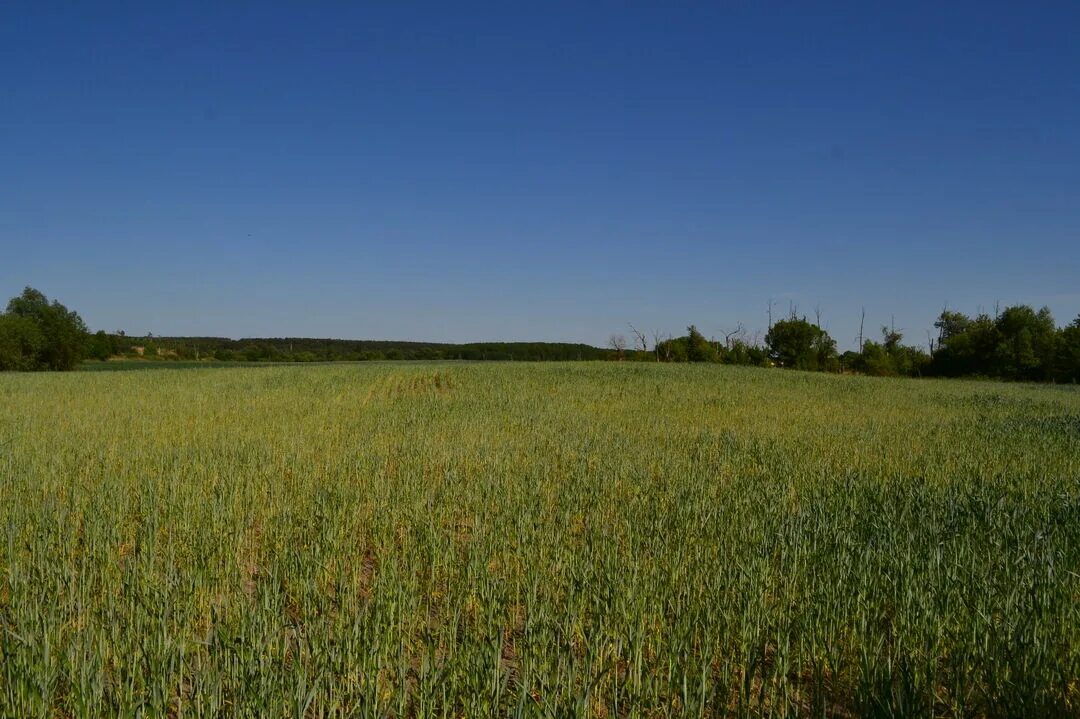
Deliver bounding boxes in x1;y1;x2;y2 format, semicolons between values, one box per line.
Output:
1;363;1078;717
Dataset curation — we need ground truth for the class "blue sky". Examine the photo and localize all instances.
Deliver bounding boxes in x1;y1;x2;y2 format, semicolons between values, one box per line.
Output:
2;2;1078;349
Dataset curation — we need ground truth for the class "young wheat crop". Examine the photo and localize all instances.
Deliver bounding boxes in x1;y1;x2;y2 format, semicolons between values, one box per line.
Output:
1;363;1077;716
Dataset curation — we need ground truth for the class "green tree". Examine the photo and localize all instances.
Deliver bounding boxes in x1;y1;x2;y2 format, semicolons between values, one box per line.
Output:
854;326;930;377
855;339;891;376
655;336;688;362
993;305;1056;380
0;314;46;371
1057;315;1080;382
931;311;997;377
2;287;88;370
686;325;718;362
934;310;971;343
766;317;837;371
932;305;1063;380
726;339;768;367
86;330;115;361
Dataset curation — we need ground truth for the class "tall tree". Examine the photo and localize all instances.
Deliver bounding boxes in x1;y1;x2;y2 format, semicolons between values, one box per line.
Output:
685;325;717;362
2;287;88;370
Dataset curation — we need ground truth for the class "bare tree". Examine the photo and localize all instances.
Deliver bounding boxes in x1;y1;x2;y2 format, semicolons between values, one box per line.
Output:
723;322;745;349
651;330;670;362
608;334;627;360
627;324;648;353
767;298;774;332
858;306;866;353
937;302;948;347
814;304;822;327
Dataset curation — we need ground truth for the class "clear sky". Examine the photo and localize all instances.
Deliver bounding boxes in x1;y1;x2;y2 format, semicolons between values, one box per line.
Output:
3;2;1078;349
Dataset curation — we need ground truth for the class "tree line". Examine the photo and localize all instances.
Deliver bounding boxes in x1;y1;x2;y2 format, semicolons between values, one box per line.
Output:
0;287;612;369
97;335;612;363
612;305;1080;382
2;286;1079;382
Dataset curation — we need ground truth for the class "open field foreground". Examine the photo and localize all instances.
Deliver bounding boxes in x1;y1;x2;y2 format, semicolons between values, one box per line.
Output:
1;363;1079;717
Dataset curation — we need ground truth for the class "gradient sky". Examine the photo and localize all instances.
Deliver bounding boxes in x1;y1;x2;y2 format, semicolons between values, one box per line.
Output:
3;2;1078;349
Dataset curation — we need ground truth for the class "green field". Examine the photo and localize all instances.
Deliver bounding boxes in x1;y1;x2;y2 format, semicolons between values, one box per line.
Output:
1;363;1078;717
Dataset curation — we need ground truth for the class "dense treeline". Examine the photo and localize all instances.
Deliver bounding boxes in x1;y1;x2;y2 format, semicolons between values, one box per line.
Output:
3;286;1080;382
639;306;1080;383
929;306;1077;382
87;334;613;363
0;287;613;369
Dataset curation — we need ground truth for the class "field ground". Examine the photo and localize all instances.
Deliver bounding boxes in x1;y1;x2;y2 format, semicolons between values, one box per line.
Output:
1;363;1078;717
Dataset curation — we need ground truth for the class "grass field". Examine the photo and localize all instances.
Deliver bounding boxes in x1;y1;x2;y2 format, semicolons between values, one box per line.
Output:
1;363;1078;717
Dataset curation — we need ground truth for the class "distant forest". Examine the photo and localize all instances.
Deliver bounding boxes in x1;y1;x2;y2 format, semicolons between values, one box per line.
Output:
2;286;1079;383
89;334;612;363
